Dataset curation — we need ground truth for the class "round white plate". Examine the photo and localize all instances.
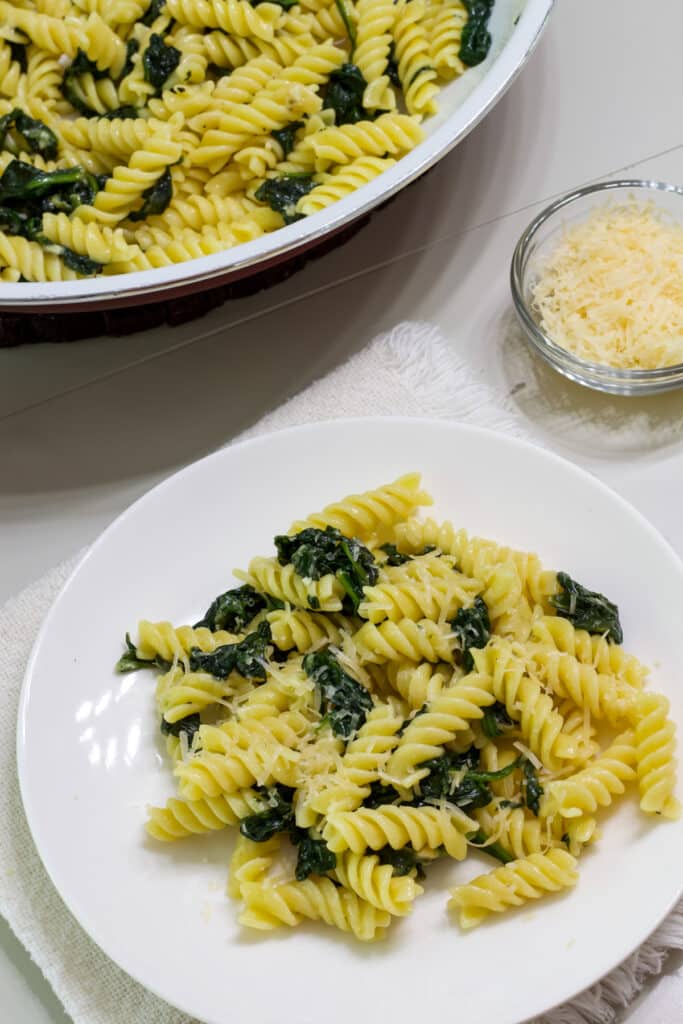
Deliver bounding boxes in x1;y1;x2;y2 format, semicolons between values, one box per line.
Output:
19;417;683;1024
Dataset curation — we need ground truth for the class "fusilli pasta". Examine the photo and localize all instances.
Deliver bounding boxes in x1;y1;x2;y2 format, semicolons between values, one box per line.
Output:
118;470;678;945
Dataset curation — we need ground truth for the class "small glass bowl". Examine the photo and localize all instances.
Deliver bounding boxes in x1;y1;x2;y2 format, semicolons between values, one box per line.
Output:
510;179;683;395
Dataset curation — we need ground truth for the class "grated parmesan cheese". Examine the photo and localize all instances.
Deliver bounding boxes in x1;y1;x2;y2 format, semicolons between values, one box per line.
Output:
512;740;543;770
531;200;683;369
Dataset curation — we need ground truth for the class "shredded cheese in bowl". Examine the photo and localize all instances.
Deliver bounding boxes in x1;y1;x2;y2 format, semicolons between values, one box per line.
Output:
530;200;683;370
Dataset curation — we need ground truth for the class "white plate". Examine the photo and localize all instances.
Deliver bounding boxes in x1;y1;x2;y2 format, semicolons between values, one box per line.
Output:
0;0;554;309
18;417;683;1024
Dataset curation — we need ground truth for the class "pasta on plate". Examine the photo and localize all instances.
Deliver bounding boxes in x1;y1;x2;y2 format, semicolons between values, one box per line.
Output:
0;0;494;282
116;472;680;941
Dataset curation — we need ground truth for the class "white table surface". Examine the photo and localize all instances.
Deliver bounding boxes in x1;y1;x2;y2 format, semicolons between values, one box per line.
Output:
2;0;683;1019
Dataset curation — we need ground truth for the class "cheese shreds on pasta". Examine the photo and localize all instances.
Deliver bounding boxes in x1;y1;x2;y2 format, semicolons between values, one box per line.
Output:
121;472;679;940
531;201;683;369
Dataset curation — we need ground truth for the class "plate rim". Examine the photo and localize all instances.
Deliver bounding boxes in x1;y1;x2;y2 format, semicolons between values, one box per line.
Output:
17;415;683;1024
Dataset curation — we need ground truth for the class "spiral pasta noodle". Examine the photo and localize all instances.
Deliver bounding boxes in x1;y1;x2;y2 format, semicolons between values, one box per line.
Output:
0;6;85;57
448;849;579;929
134;620;241;664
529;642;635;725
289;473;432;541
428;0;468;80
385;660;455;709
394;518;558;608
386;674;495;785
473;641;578;769
354;0;396;111
323;804;474;859
353;616;456;665
530;615;648;689
239;875;391;941
393;0;439;119
241;556;345;611
165;0;283;40
632;693;680;819
41;212;138;264
0;43;23;100
121;471;678;944
334;850;423;914
541;733;637;818
359;562;477;625
146;788;267;841
307;705;405;815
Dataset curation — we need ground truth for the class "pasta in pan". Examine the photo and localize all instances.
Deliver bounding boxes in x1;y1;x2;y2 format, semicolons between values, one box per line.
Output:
116;472;679;941
0;0;491;281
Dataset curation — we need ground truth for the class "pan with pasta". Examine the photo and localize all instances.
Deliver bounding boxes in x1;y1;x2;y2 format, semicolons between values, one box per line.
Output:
0;0;553;301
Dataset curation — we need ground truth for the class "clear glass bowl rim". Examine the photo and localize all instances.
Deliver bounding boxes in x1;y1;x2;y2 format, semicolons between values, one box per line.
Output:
510;178;683;390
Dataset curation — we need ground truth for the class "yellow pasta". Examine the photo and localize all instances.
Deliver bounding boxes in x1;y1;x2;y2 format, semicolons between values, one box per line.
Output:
386;673;495;786
449;850;579;929
632;693;680;818
323;804;474;859
0;0;498;282
118;471;678;945
541;733;637;818
393;0;439;119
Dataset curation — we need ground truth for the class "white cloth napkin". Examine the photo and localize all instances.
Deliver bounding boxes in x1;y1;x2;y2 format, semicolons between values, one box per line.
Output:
1;322;682;1024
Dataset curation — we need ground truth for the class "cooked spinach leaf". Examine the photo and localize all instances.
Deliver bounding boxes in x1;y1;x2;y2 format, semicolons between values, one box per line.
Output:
275;526;378;612
324;63;368;125
0;108;58;160
460;0;495;67
467;828;514;864
378;846;426;879
451;596;490;671
58;246;102;275
141;0;165;25
271;120;304;157
291;831;336;880
379;542;411;566
522;758;544;816
386;42;401;88
481;701;515;739
160;711;200;746
254;173;314;224
143;34;181;92
0;162;99;208
127;166;173;221
414;753;458;801
0;206;31;236
415;749;521;811
363;780;402;808
101;105;140;120
465;757;524;784
189;620;272;680
240;788;336;878
195;583;267;633
115;632;171;673
302;649;373;739
240;786;295;841
252;0;298;8
550;572;623;643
